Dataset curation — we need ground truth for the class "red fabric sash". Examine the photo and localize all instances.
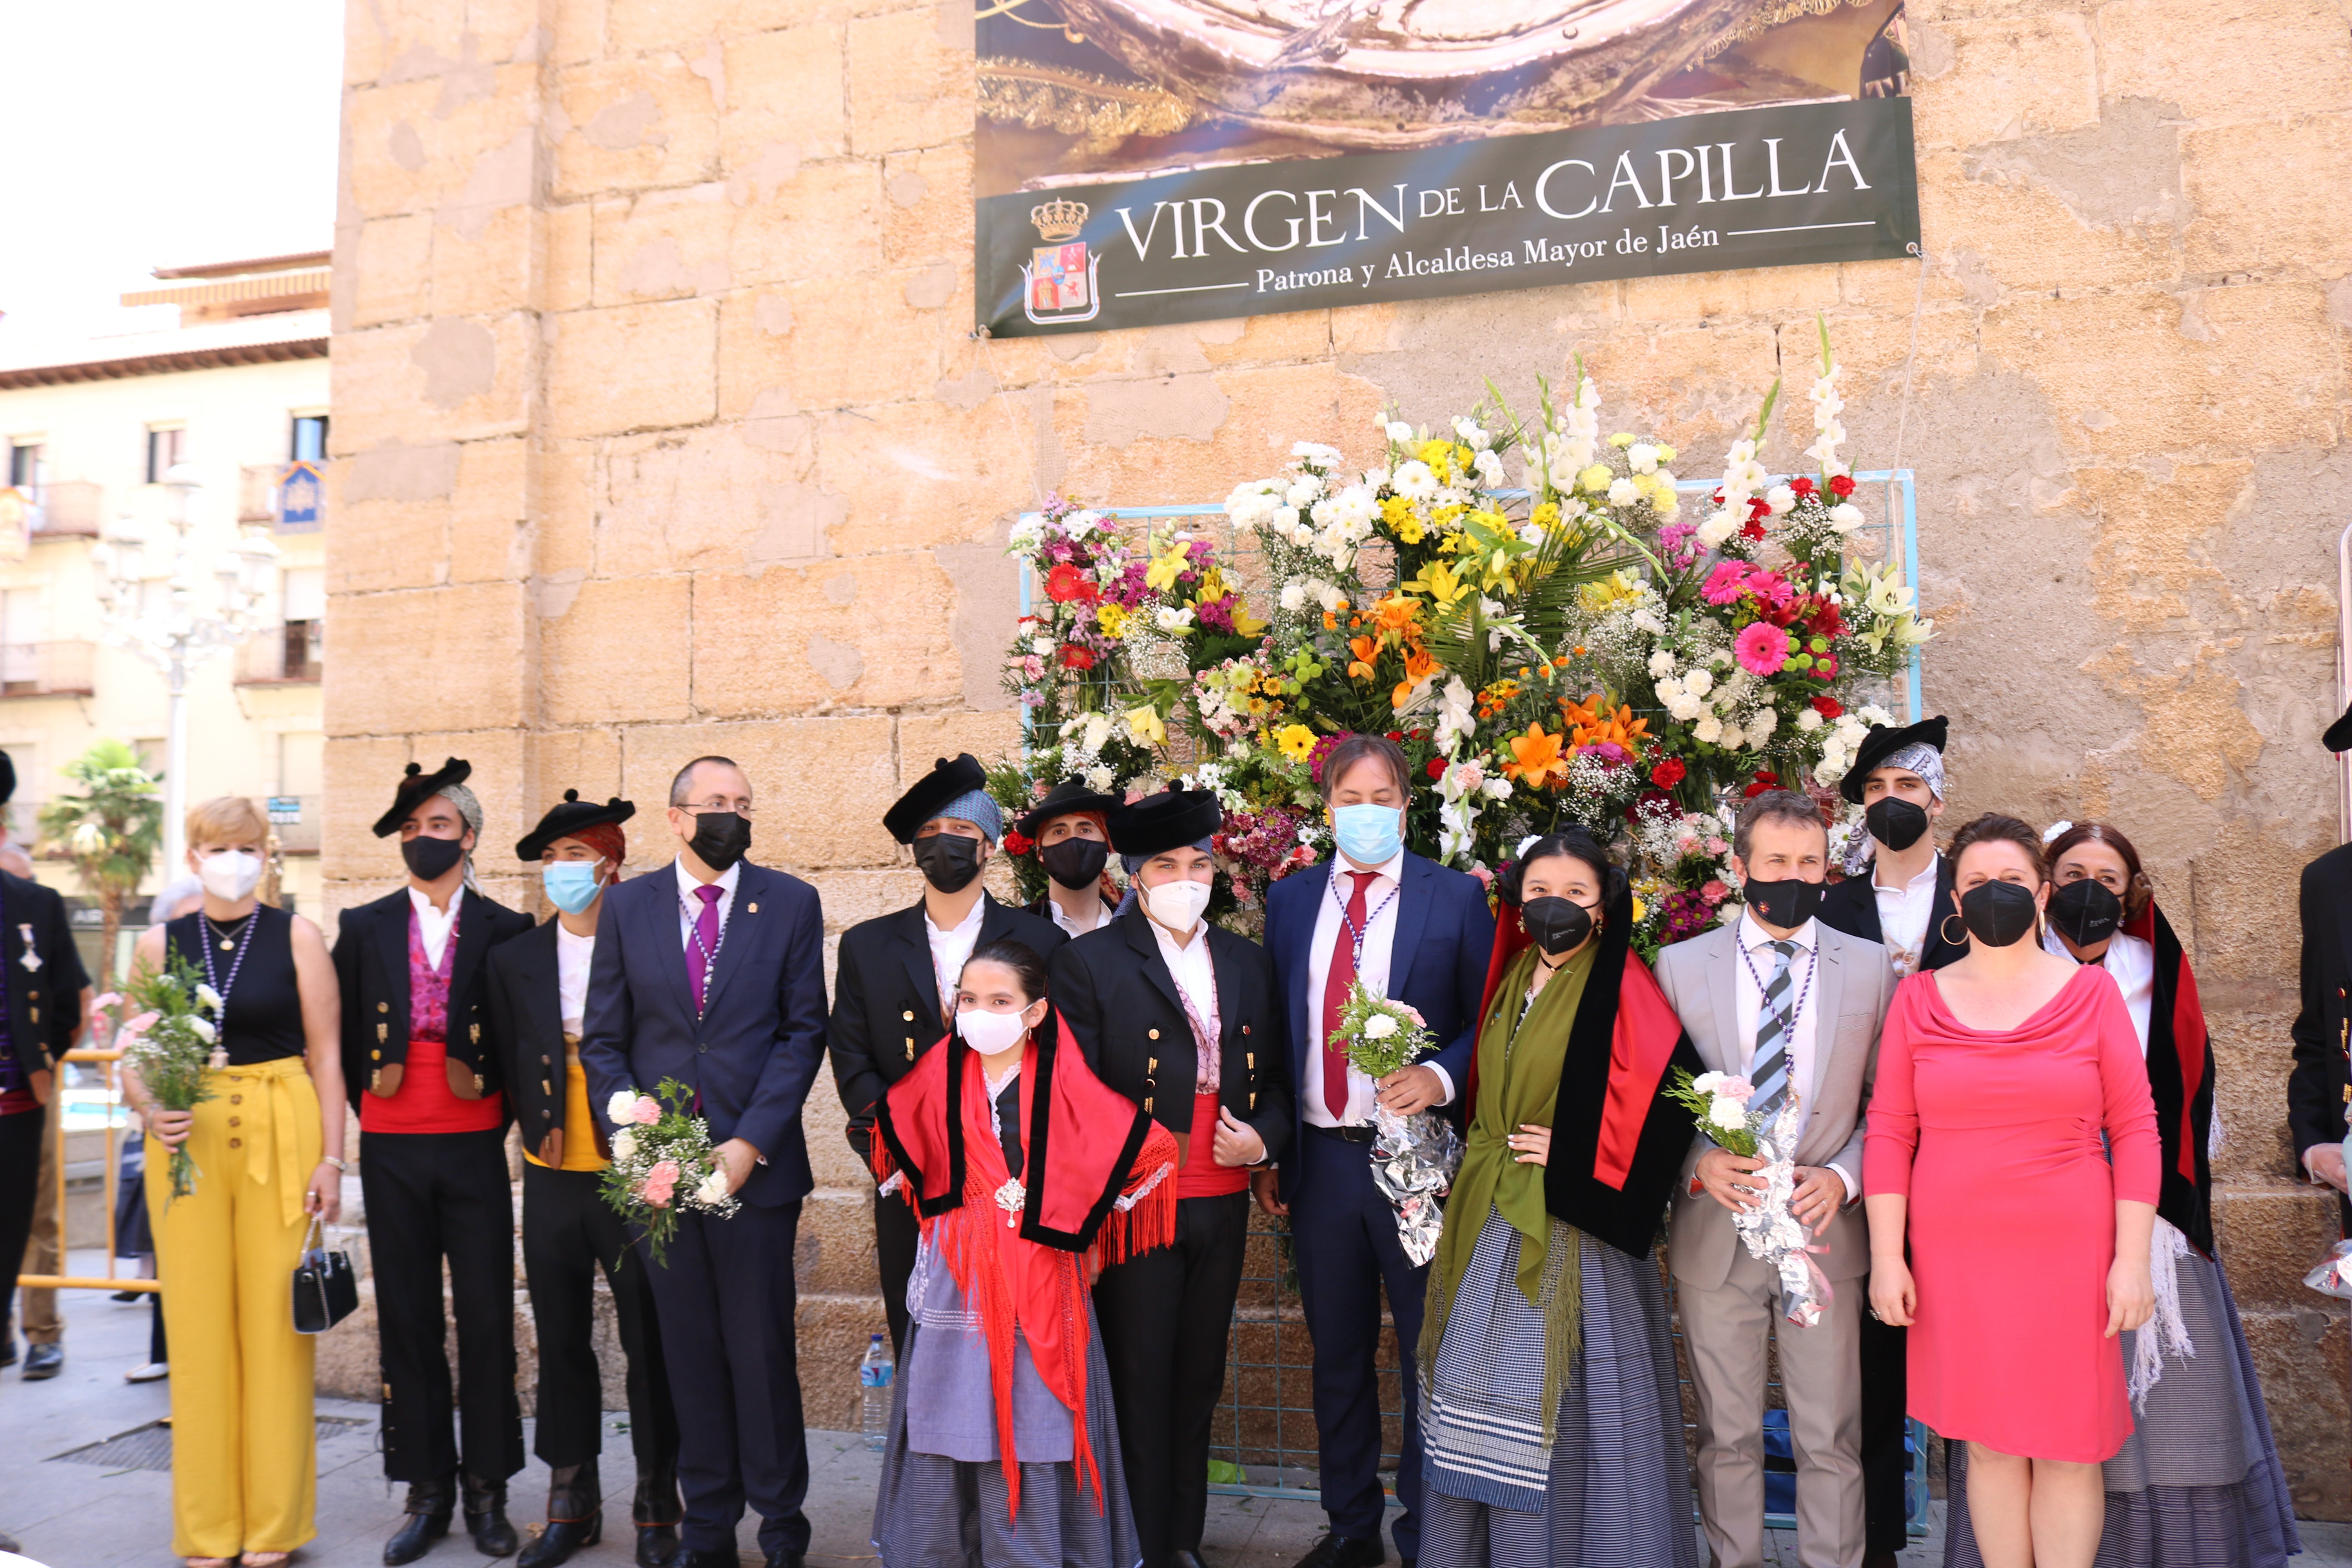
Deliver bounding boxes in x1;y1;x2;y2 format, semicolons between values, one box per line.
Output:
1465;898;1683;1190
2125;902;2207;1188
871;1020;1176;1518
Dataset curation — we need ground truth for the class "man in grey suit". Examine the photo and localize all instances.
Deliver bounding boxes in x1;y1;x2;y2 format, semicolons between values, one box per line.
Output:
1652;789;1897;1568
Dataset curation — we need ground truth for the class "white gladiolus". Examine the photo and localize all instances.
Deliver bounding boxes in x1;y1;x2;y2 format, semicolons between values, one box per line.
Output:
1473;449;1506;487
1453;416;1492;449
1362;1013;1399;1040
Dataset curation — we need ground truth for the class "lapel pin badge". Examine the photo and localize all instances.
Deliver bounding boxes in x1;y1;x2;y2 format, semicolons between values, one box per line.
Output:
18;925;38;972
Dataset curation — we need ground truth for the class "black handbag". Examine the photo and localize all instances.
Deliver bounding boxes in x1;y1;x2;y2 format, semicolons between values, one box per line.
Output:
291;1216;358;1335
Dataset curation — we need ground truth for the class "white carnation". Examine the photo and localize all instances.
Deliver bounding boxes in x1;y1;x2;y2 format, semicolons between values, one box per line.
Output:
1683;667;1714;698
1385;420;1416;443
1031;636;1054;657
1693;715;1723;744
188;1015;216;1044
1748;708;1779;741
1647;650;1677;679
612;1129;637;1162
1279;583;1307;612
1626;442;1659;474
1708;1096;1749;1131
1607;477;1638;506
1691;1071;1727;1094
607;1090;641;1125
1696;513;1738;548
1668;693;1705;722
194;983;224;1013
1796;706;1824;733
1361;1013;1399;1040
694;1168;733;1207
1766;484;1796;515
1829;502;1865;532
1084;765;1114;793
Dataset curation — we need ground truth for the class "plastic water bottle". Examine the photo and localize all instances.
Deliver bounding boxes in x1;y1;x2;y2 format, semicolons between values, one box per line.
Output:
859;1333;895;1450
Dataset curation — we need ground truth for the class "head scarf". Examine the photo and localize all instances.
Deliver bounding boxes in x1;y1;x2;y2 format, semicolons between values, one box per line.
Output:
935;788;1004;844
436;781;485;891
1841;741;1947;875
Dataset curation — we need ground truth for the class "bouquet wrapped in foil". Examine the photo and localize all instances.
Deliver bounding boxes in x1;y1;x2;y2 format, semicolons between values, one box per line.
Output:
1329;980;1464;1267
1667;1068;1831;1328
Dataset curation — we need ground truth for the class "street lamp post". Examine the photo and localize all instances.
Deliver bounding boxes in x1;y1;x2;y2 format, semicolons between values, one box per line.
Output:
93;463;281;876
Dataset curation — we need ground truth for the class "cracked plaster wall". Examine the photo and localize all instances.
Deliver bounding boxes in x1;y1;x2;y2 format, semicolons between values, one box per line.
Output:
326;0;2352;1490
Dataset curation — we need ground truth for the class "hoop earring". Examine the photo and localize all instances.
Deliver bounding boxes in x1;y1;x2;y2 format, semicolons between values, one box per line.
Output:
1940;913;1969;947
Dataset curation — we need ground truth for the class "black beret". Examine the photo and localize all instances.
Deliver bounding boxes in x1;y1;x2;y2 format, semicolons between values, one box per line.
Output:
515;790;636;862
1107;785;1223;859
2326;701;2352;754
1014;777;1123;841
372;757;471;838
1838;716;1948;804
0;749;16;806
882;753;988;845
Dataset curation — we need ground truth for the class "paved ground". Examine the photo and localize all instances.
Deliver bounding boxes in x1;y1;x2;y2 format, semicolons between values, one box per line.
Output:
5;1269;2347;1566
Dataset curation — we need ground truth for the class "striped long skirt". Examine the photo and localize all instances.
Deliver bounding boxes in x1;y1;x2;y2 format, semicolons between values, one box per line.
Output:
1419;1209;1699;1568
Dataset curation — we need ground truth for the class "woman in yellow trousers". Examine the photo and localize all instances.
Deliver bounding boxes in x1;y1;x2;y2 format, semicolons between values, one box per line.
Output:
125;798;348;1568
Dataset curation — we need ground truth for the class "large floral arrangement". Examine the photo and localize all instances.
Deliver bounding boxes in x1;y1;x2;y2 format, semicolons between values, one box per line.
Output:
990;324;1932;954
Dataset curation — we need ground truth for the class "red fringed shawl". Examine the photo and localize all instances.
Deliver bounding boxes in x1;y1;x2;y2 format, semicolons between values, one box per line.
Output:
1468;889;1702;1260
870;1014;1178;1518
2124;900;2216;1254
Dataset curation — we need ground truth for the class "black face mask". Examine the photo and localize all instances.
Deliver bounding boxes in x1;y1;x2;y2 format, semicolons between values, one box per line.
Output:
1958;881;2039;948
1865;796;1930;853
401;834;466;882
1037;836;1108;891
1742;876;1824;930
2048;878;2123;949
1521;896;1595;956
688;811;752;874
911;832;983;894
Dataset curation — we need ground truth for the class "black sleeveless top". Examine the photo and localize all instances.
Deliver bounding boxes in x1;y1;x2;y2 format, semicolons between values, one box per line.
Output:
164;903;305;1065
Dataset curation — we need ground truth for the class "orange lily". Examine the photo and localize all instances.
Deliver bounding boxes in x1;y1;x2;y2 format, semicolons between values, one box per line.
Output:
1374;593;1421;634
1391;642;1439;711
1348;635;1379;681
1502;723;1570;789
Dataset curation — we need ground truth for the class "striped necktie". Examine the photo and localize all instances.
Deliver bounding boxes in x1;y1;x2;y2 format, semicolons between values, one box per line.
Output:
1749;938;1798;1122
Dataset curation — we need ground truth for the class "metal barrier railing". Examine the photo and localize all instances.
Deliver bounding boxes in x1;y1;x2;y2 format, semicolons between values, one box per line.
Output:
15;1045;158;1294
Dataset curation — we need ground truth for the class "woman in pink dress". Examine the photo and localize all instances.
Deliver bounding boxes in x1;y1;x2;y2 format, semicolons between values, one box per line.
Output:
1864;813;2159;1568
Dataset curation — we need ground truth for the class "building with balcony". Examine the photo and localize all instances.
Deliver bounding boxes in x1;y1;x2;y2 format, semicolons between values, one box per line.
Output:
0;252;327;972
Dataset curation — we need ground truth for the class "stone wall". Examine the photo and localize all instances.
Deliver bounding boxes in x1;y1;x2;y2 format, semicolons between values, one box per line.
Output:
328;0;2352;1512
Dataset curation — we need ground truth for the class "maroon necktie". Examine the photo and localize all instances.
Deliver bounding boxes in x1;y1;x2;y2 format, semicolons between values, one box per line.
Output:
688;884;722;1014
1320;870;1374;1121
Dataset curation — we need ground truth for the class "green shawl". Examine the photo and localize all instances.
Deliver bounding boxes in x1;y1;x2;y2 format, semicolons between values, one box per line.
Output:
1417;940;1595;1439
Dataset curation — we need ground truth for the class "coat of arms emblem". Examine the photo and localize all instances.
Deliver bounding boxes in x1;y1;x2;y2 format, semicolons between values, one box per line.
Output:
1021;198;1100;326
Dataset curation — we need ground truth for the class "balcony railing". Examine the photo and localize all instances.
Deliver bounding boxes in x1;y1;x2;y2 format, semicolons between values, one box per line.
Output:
27;481;101;538
0;641;96;697
234;621;323;685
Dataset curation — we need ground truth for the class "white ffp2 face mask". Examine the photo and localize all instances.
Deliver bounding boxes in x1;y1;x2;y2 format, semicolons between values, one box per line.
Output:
1143;877;1213;933
958;1006;1032;1056
198;850;263;902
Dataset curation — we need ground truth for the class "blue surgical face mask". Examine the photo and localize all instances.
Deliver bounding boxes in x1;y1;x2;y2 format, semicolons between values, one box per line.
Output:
542;861;605;915
1330;802;1404;866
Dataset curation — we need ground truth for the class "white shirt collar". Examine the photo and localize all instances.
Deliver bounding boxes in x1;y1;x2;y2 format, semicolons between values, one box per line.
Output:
1148;914;1209;953
1876;851;1941;894
408;884;465;922
1739;907;1818;953
673;857;741;904
1333;850;1405;885
926;892;988;938
555;922;594;955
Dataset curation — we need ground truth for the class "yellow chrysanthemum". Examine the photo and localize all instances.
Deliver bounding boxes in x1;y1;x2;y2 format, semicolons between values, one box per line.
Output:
1093;603;1130;640
1577;463;1613;494
1655;443;1677;462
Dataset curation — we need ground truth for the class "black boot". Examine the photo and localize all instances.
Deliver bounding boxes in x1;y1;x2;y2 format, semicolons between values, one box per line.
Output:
461;1473;519;1558
383;1476;455;1566
631;1461;682;1568
516;1461;600;1568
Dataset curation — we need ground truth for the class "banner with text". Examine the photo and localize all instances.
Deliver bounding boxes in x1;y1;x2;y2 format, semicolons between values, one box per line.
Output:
975;0;1918;337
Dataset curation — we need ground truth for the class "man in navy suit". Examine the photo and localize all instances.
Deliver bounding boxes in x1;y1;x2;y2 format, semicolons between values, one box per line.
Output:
1257;733;1494;1568
580;756;829;1568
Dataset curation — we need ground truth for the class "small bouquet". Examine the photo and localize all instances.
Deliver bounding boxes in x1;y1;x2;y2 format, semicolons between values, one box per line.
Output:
1666;1067;1831;1328
2305;1239;2352;1300
1329;980;1462;1267
599;1079;740;1265
106;951;225;1205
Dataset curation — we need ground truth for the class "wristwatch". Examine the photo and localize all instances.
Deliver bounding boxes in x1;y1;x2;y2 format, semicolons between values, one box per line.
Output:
320;1156;349;1172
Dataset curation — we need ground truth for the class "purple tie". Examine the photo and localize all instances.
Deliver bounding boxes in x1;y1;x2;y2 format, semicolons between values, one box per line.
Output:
689;884;723;1013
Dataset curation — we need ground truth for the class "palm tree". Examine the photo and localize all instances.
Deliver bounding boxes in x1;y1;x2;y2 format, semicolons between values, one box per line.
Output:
38;740;162;995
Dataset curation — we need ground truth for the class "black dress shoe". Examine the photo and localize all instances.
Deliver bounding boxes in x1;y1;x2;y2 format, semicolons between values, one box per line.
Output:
662;1550;739;1568
384;1477;455;1565
461;1473;520;1557
20;1343;61;1380
763;1551;804;1568
633;1462;682;1568
1291;1535;1385;1568
0;1529;19;1554
0;1339;15;1368
1172;1550;1210;1568
517;1462;599;1568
